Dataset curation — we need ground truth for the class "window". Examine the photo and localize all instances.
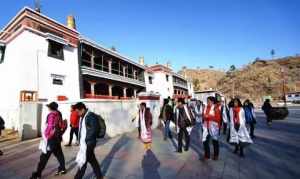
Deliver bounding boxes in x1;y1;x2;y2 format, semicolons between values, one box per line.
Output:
295;94;300;97
53;78;63;85
149;76;153;84
166;75;169;82
20;91;38;102
0;45;5;64
48;40;64;60
288;94;292;97
51;74;65;85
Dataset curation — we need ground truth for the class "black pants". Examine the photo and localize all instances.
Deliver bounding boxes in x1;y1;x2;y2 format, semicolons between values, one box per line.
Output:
75;145;103;179
249;123;255;137
178;128;190;151
35;142;65;176
235;144;244;155
203;135;219;158
68;127;79;145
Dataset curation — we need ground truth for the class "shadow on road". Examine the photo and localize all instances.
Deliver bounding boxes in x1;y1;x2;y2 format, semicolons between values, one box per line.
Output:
142;149;161;179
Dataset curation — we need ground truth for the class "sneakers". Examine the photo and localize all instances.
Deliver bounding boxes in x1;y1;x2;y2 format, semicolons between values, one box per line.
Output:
55;169;67;176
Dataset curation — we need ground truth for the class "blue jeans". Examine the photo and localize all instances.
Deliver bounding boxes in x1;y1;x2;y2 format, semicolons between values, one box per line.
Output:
164;120;171;138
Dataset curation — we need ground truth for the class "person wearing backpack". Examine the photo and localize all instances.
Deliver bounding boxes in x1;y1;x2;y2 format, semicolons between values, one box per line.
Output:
73;102;104;179
30;102;66;179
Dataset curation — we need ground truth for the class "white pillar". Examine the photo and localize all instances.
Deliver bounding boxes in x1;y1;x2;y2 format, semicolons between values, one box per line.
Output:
123;66;126;77
91;50;95;69
134;89;137;98
123;87;127;97
89;81;96;96
109;84;113;96
108;60;112;74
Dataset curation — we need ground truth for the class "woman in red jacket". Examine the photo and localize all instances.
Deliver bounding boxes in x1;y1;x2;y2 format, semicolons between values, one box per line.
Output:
65;105;80;146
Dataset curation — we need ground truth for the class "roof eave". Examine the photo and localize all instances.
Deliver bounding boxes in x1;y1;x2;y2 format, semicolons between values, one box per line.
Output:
79;37;145;70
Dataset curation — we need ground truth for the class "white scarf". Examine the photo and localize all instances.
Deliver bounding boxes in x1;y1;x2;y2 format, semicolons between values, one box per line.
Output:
175;105;193;134
38;134;48;154
39;121;50;154
76;111;88;168
140;109;151;143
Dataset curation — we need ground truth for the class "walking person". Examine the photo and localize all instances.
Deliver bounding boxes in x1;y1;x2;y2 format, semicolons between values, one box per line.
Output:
243;99;256;138
215;98;228;135
0;115;5;156
175;98;195;153
262;99;273;126
202;96;220;160
65;105;80;146
30;102;66;179
162;99;173;140
229;98;253;157
194;100;203;124
138;103;153;150
74;102;104;179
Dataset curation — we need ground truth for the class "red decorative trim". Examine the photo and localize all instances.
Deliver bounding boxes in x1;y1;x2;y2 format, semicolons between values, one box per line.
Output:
138;96;160;100
84;94;119;100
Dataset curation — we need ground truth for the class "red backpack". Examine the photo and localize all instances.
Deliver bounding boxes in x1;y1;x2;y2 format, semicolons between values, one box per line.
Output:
55;111;68;137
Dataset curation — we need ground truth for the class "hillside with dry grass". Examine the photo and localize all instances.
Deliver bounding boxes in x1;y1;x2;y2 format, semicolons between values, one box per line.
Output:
181;56;300;102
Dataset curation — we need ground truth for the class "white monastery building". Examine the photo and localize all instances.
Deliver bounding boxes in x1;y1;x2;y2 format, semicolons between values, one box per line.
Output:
0;7;194;129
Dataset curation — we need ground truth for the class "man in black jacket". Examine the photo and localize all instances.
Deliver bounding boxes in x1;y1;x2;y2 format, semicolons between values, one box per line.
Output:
74;102;104;179
175;98;195;153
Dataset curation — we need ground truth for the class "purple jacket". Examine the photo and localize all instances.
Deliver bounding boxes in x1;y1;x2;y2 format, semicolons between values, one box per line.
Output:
44;111;59;140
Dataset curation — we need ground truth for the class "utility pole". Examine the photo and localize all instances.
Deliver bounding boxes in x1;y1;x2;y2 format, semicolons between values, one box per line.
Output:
281;68;287;106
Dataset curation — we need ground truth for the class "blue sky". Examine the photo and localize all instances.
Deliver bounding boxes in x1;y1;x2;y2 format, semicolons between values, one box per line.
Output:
0;0;299;71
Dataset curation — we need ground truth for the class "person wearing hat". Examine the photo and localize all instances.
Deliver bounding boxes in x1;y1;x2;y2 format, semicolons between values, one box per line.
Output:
31;102;66;179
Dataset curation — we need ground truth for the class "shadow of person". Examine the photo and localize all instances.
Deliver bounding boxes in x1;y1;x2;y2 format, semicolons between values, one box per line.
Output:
142;150;161;179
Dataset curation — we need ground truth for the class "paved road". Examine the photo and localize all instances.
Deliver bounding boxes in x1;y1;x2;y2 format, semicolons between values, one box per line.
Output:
0;107;300;179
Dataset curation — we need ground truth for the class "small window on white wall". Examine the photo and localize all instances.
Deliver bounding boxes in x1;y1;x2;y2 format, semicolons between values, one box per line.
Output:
149;76;153;84
48;40;64;60
51;74;65;86
53;79;63;85
0;44;5;64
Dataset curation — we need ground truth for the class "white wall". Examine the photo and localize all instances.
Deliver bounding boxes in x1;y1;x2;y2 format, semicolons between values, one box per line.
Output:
37;99;160;142
0;30;80;129
145;71;174;104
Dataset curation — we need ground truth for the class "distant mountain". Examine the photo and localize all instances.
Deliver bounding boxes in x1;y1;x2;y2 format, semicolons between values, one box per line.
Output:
181;56;300;102
178;68;225;91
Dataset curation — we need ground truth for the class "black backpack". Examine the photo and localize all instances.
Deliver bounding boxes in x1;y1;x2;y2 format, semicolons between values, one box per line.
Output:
96;114;106;138
0;116;5;130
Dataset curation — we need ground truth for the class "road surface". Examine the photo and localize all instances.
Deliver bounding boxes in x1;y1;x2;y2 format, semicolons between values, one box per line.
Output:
0;107;299;179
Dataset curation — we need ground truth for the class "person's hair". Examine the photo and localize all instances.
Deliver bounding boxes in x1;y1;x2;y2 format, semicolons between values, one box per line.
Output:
178;98;185;104
74;102;87;110
207;96;215;104
140;102;147;108
71;105;76;110
233;98;243;107
265;99;270;103
163;99;169;105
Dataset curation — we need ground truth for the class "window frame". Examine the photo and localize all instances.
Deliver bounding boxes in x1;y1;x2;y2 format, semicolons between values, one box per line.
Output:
0;45;6;64
149;76;153;84
47;40;64;60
